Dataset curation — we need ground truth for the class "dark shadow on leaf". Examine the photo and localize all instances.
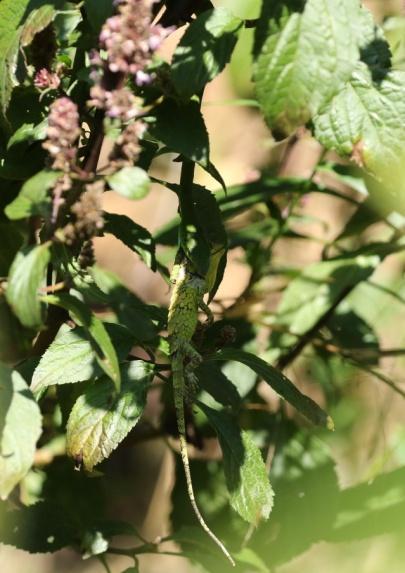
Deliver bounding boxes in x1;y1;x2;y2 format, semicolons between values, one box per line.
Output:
360;35;392;84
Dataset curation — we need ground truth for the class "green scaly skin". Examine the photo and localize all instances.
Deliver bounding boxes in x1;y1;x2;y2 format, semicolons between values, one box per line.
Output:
168;257;235;566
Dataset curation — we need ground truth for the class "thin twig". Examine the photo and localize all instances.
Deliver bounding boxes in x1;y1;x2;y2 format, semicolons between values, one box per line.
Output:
275;285;354;370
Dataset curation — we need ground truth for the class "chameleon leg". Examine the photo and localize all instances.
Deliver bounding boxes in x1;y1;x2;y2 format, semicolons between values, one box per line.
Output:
199;300;214;327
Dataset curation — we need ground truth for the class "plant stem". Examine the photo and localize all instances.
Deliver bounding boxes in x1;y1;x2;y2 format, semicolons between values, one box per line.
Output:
275;285;354;370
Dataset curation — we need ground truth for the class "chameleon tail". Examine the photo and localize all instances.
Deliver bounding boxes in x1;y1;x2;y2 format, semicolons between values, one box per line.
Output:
173;371;235;566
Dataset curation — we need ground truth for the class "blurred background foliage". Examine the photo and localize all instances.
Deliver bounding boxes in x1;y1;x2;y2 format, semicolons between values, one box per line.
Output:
1;0;405;572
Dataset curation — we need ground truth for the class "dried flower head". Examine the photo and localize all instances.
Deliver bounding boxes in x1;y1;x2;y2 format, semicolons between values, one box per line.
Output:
64;181;105;245
112;120;146;165
43;97;80;170
78;240;96;269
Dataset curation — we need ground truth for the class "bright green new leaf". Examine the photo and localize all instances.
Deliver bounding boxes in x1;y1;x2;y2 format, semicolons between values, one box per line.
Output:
199;402;274;524
5;170;61;220
44;293;122;392
31;323;135;393
314;63;405;188
107;166;150;200
6;243;51;328
172;7;243;98
208;348;331;428
66;361;153;471
253;0;380;136
0;365;42;500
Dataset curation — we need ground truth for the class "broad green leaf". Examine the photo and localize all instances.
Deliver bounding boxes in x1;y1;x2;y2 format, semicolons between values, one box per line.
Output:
20;5;56;47
272;252;384;336
149;99;210;167
208;348;331;428
172;7;242;98
107;167;150;200
31;323;135;393
5;170;60;220
253;0;380;136
0;0;30;127
91;266;161;342
84;0;114;33
66;361;152;471
103;212;156;270
314;63;405;188
44;293;121;391
0;366;42;499
6;243;51;328
199;402;274;523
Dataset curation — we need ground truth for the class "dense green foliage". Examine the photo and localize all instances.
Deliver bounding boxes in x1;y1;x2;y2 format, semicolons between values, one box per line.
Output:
0;1;404;572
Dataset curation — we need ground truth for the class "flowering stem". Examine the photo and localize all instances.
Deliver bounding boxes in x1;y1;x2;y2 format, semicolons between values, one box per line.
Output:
83;109;105;173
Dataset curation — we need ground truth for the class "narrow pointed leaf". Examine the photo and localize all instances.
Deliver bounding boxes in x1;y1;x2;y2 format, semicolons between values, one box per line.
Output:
208;348;331;428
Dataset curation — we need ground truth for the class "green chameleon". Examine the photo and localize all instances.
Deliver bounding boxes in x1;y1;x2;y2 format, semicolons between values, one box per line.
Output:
168;247;235;566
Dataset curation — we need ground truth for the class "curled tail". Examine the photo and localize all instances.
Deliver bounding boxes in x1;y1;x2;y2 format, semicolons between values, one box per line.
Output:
173;369;235;566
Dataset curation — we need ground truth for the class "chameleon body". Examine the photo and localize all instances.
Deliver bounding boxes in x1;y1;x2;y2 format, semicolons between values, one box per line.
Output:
168;257;234;566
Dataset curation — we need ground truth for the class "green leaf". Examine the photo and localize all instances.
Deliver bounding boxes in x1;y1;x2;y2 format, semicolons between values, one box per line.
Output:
44;293;122;392
6;243;51;328
5;170;60;220
234;548;270;573
0;0;30;127
196;362;241;409
314;63;405;183
171;7;242;98
0;366;42;499
84;0;114;33
107;167;150;200
149;99;210;167
103;212;156;270
91;266;161;342
272;252;383;336
20;4;56;47
31;323;135;394
208;348;331;428
66;361;152;471
198;402;274;523
7;119;47;149
253;0;380;137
